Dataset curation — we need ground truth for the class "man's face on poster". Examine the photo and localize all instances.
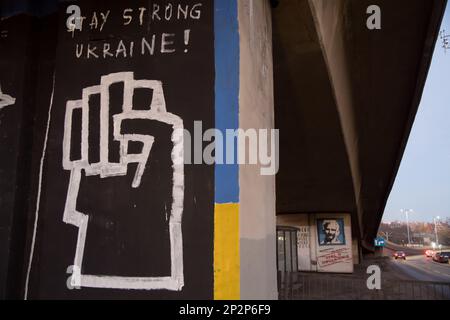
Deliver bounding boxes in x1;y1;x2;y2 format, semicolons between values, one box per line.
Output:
323;220;339;243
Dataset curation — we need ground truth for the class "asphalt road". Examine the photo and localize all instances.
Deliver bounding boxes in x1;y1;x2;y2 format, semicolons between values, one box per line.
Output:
389;254;450;283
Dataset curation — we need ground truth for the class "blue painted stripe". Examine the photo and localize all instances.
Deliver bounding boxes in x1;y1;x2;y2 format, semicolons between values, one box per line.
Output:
214;0;239;204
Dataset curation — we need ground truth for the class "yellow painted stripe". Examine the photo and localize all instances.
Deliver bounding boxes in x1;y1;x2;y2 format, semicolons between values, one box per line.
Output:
214;203;240;300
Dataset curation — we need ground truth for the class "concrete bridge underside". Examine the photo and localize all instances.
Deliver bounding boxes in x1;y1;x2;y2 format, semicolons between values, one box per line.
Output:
273;0;447;252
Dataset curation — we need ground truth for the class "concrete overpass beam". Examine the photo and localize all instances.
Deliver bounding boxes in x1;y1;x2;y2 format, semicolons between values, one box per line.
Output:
308;0;364;243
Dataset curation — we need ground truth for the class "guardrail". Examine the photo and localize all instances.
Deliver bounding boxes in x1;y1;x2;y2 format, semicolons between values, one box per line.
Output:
278;272;450;300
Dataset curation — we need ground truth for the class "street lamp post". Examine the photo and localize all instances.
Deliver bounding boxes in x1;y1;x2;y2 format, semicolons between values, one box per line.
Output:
433;216;440;246
401;209;413;246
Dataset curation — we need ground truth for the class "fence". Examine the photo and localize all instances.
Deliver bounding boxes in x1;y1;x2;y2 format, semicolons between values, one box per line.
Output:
278;272;450;300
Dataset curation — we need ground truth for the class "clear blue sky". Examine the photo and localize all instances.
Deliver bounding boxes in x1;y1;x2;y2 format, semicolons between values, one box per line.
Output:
383;4;450;223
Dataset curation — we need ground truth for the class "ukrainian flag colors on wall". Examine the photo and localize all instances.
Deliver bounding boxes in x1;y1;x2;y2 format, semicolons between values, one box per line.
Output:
214;0;240;300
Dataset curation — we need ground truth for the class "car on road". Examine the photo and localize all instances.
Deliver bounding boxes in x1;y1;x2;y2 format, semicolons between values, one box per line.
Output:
432;251;450;263
394;251;406;260
425;249;435;258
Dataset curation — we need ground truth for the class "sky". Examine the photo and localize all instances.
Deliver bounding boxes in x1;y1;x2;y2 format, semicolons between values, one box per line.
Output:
383;4;450;223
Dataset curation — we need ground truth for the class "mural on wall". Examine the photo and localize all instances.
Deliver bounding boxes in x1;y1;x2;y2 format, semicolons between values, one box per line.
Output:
25;0;215;299
63;72;184;290
317;219;345;246
316;217;352;271
317;247;352;268
0;84;16;110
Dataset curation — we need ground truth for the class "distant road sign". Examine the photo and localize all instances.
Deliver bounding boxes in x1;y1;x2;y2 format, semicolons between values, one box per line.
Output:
374;237;386;247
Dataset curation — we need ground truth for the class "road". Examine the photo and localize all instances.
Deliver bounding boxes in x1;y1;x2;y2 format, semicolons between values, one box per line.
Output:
388;255;450;283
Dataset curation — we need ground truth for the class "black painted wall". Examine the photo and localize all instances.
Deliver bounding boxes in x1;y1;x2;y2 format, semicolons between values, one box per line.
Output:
0;13;41;300
1;0;215;299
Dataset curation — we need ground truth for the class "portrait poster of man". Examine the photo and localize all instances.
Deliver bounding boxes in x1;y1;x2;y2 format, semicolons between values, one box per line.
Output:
317;219;346;246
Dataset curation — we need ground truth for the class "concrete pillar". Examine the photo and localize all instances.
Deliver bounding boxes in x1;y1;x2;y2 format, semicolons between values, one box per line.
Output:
238;0;278;300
